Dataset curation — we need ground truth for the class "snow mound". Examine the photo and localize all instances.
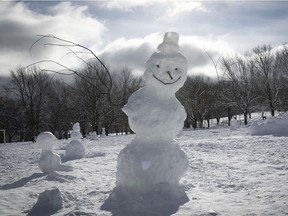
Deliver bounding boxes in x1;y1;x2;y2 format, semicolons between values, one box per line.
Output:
250;112;288;136
27;188;63;216
65;140;85;160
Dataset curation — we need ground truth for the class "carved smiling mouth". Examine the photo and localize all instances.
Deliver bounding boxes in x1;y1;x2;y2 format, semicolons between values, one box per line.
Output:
153;74;181;85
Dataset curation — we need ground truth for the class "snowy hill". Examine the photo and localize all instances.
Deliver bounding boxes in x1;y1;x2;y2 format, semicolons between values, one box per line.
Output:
0;126;288;216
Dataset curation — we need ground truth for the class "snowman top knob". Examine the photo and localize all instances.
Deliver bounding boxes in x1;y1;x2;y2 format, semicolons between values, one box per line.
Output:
157;32;180;54
72;122;81;132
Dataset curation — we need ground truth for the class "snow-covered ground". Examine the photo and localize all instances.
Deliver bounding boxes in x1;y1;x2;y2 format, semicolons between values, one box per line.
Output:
0;125;288;216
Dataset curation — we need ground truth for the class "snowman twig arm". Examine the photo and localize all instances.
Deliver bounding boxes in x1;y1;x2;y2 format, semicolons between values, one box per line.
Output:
29;34;112;95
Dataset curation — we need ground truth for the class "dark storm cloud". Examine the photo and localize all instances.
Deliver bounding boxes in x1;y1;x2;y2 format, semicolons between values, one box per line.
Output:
1;0;288;78
181;44;211;68
98;34;161;74
98;33;225;77
100;42;154;74
0;20;37;52
0;1;106;75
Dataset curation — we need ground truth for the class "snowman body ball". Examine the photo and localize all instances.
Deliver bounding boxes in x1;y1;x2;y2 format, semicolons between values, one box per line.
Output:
123;33;188;143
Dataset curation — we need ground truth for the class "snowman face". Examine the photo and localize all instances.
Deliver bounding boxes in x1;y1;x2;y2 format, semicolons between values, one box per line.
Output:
144;54;188;91
152;59;183;85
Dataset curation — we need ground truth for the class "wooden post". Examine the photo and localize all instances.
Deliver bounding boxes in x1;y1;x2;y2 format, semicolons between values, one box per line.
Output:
0;129;5;143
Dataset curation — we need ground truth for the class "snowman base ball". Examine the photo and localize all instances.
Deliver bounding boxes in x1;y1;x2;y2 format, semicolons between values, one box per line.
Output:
116;140;188;192
38;152;73;173
38;152;61;174
101;140;189;215
65;140;85;160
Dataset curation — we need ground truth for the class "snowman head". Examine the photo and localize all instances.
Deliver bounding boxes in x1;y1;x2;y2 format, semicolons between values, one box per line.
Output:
72;122;81;132
143;32;188;94
36;131;57;152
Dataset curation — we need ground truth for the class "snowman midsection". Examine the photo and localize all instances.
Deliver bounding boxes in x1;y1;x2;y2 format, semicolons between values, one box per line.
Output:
128;108;185;133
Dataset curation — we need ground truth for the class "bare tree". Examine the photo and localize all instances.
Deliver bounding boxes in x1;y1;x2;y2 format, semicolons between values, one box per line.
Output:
221;54;259;125
0;90;21;142
27;34;117;136
204;49;236;126
110;67;143;134
276;44;288;77
277;44;288;111
252;45;283;116
71;61;112;135
9;66;52;140
46;79;73;139
177;75;215;129
217;80;237;126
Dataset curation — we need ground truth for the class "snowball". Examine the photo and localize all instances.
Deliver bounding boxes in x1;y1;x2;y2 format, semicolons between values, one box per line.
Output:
65;140;85;160
38;152;61;174
116;140;188;191
27;188;63;216
36;131;56;152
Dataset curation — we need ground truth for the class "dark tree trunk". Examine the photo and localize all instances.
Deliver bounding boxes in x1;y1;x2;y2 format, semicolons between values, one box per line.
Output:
244;111;248;125
216;117;220;125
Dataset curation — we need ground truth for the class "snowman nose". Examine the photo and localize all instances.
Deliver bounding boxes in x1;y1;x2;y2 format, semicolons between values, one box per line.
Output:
167;71;173;80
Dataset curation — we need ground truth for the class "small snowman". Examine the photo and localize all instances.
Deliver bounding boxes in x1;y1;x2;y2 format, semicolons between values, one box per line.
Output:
89;131;98;140
37;132;72;173
65;122;85;160
70;122;82;140
100;128;106;137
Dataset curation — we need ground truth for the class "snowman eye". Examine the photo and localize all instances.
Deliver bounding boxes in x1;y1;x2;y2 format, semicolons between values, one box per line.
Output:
156;64;160;68
175;68;178;71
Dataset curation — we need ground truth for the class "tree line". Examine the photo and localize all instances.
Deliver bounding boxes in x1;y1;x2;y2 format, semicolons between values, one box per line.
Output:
178;44;288;127
0;63;142;142
0;44;288;142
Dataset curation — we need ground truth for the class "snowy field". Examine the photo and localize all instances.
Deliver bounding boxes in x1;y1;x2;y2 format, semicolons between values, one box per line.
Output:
0;125;288;216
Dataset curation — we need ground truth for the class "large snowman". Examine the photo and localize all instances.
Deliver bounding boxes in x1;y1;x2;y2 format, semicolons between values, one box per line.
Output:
102;32;189;214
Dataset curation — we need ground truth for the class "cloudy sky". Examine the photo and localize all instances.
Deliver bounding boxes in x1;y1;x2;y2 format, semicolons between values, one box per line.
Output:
1;0;288;79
